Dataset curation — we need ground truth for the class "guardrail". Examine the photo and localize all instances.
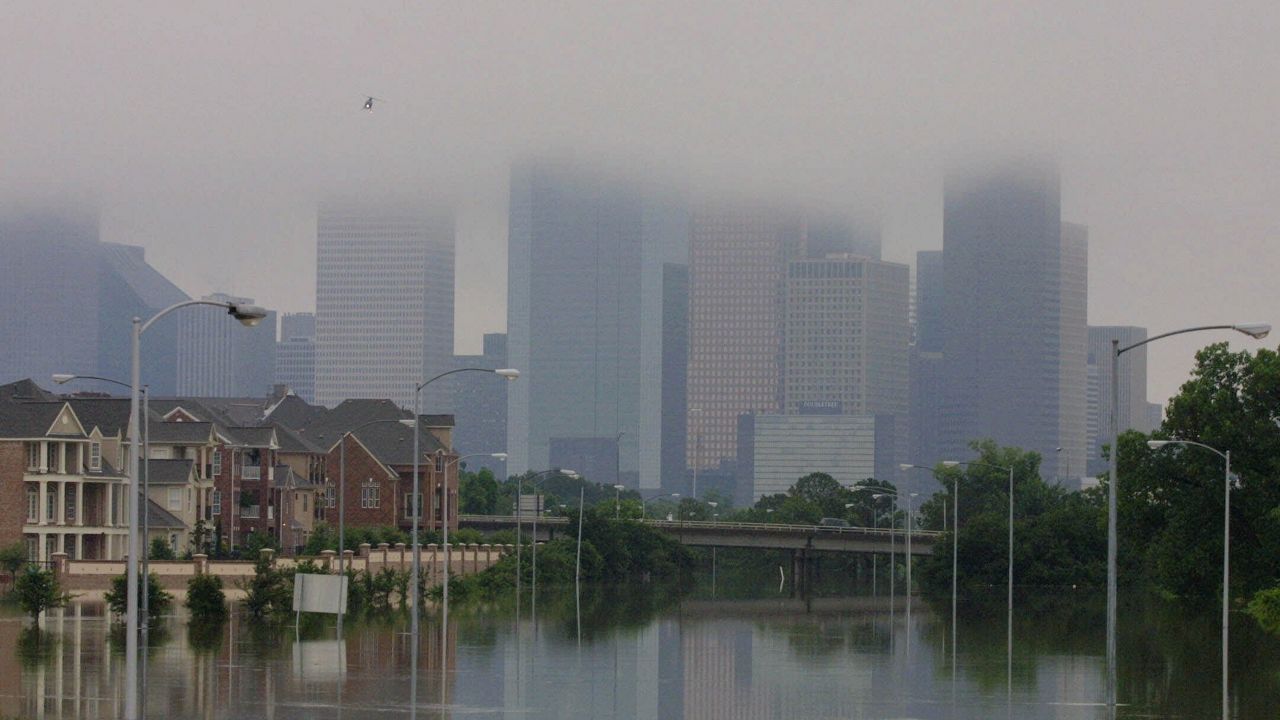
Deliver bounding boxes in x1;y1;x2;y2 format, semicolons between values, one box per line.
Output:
458;514;942;539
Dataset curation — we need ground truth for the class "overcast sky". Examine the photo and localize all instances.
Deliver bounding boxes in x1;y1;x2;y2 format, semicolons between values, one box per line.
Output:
3;1;1278;404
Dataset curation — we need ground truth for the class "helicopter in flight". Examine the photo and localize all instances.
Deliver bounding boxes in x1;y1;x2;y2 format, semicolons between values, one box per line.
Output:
363;96;386;112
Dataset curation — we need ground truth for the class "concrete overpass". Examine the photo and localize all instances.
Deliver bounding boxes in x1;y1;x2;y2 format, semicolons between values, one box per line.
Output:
459;515;939;556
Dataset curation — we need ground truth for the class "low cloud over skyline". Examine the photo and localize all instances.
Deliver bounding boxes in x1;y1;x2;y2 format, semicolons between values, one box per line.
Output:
3;1;1278;402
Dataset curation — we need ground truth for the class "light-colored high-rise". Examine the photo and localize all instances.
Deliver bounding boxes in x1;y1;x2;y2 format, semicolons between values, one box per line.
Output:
686;203;805;470
176;293;277;397
315;204;454;409
782;254;911;477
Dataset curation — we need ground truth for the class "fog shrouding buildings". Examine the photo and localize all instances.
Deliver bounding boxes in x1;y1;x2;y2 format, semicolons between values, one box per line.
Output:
505;165;688;489
176;293;277;398
686;203;806;473
0;212;189;395
1086;325;1154;475
315;204;455;410
275;312;317;403
783;254;911;477
939;165;1086;482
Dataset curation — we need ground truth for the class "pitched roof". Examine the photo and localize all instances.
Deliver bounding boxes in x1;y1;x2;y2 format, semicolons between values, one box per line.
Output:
63;398;132;437
263;394;326;429
0;400;81;439
145;499;186;529
272;423;323;454
0;379;55;402
221;426;277;448
148;422;215;444
145;459;195;485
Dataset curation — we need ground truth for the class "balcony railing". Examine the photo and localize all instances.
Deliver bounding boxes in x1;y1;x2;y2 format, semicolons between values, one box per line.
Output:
241;465;261;480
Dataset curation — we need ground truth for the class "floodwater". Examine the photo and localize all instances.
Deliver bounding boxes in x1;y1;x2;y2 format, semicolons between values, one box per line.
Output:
2;581;1278;719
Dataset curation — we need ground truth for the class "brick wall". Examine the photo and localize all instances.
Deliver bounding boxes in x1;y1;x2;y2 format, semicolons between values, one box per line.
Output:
0;441;27;551
325;436;401;529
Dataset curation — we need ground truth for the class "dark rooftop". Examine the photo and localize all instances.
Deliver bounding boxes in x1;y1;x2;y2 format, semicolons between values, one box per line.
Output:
145;459;195;485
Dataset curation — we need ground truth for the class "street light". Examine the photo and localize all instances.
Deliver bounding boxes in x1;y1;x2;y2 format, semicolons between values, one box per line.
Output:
1147;438;1234;720
901;461;962;674
613;484;626;519
641;492;680;519
870;491;898;602
410;368;518;622
520;469;578;611
944;459;1015;706
1105;323;1267;710
119;298;265;720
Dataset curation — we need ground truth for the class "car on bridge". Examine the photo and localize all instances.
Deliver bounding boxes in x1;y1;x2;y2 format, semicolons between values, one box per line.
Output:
818;517;850;529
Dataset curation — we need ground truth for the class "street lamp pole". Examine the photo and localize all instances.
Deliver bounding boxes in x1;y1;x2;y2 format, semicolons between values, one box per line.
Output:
900;461;963;675
613;484;625;519
1106;323;1267;711
124;298;266;720
522;468;578;614
1147;439;1233;720
410;369;518;629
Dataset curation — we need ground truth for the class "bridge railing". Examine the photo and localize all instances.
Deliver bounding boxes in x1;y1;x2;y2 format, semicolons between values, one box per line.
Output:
458;514;942;539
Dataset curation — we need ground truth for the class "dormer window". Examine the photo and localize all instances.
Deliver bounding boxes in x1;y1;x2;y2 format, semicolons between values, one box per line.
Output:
89;441;101;471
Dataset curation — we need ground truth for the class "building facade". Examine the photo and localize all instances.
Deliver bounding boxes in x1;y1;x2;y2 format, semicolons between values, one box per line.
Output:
737;413;878;502
0;212;189;395
176;293;277;398
449;333;509;478
505;165;687;489
782;254;911;475
1086;325;1153;475
909;250;946;471
939;164;1084;481
686;202;806;473
315;204;455;409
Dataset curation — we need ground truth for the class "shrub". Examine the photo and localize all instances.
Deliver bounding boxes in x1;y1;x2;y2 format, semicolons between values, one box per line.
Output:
105;572;172;620
149;537;175;560
14;567;65;621
185;574;228;622
451;528;483;545
240;556;291;620
1248;586;1280;635
0;542;27;580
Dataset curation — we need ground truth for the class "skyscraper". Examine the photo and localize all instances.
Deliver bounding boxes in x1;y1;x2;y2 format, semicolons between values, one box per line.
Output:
176;293;277;397
1057;223;1089;483
0;211;188;394
909;251;945;470
505;165;687;488
1086;325;1152;475
315;204;455;409
782;254;911;475
275;312;316;403
939;164;1084;481
686;202;805;472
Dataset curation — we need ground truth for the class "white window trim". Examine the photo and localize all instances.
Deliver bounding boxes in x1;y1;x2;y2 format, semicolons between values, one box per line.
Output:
89;441;102;471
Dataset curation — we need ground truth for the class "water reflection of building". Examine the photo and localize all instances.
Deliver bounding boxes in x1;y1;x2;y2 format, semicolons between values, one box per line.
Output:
10;604;459;718
680;620;776;719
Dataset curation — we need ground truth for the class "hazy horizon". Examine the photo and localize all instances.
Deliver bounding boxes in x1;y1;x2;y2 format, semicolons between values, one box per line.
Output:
3;1;1278;404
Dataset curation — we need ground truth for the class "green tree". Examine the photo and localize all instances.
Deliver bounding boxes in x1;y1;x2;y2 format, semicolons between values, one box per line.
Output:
149;536;175;560
185;574;228;622
14;567;66;621
240;556;291;620
460;468;500;514
105;572;173;620
1118;342;1280;600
